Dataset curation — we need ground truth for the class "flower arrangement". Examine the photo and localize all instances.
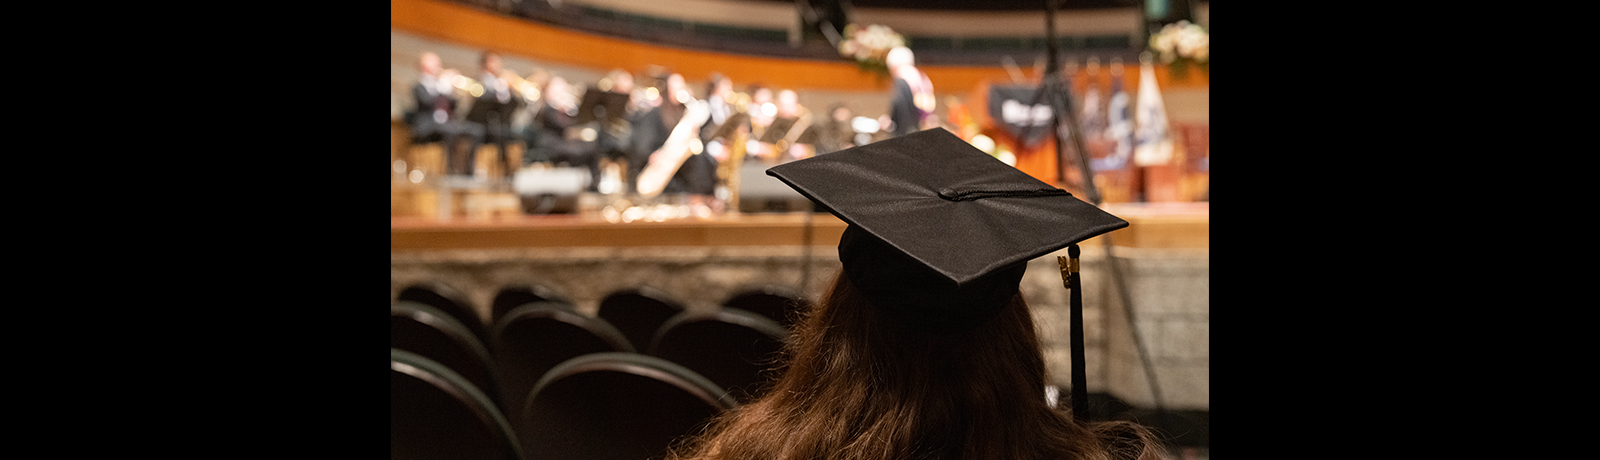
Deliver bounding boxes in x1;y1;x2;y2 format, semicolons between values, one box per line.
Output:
1148;20;1209;77
837;23;905;77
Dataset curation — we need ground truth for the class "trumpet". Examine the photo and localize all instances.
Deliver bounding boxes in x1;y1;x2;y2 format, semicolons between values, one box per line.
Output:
443;69;541;104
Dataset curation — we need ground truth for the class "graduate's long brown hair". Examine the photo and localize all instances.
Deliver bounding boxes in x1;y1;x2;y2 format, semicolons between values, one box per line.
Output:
669;272;1168;460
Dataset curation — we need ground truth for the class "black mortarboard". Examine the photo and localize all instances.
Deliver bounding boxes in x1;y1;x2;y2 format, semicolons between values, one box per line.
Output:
765;128;1128;333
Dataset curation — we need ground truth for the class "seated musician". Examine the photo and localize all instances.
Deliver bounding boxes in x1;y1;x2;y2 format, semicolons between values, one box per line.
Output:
769;89;815;164
629;73;718;199
527;75;602;187
406;51;482;173
742;85;778;163
461;50;527;180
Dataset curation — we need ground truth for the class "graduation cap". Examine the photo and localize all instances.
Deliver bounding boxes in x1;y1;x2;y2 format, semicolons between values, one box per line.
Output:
765;127;1127;417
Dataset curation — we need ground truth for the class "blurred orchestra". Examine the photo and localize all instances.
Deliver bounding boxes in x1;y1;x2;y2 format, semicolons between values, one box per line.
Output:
394;46;1208;220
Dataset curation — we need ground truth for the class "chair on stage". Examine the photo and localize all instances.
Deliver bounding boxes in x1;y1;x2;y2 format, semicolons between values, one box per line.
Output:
491;283;577;327
517;352;735;460
489;302;634;424
391;348;525;460
391;301;501;409
721;284;813;330
649;308;791;404
397;281;493;354
596;286;688;352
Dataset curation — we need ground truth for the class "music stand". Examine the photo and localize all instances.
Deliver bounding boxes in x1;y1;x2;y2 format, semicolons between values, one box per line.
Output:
574;90;631;126
1019;0;1168;425
705;112;751;141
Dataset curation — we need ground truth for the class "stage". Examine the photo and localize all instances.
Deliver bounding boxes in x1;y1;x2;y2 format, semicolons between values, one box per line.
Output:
390;182;1208;251
391;183;1209;416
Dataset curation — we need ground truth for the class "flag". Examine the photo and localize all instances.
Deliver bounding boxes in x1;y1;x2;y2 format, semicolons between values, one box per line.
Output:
1079;73;1105;144
1133;59;1174;167
1095;71;1133;172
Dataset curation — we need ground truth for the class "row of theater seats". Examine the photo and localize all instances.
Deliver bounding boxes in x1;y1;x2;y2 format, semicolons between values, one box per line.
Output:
390;281;812;460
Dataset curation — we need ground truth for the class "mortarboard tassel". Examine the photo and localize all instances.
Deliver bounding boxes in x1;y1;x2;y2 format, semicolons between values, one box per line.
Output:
1059;244;1087;422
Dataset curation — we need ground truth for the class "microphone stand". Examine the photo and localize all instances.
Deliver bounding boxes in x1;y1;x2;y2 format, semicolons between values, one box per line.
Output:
1032;0;1167;426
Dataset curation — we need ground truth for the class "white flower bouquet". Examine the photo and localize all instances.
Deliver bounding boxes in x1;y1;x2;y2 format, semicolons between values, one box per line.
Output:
837;23;906;77
1149;20;1209;76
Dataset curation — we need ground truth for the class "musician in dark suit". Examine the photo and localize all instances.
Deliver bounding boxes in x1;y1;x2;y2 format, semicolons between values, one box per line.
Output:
527;75;601;186
460;50;526;179
630;73;717;197
813;103;857;155
407;52;482;171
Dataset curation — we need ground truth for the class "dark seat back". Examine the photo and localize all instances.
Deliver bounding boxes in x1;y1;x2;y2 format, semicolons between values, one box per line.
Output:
397;281;492;353
490;302;634;423
722;285;812;329
518;352;735;460
491;283;576;326
649;308;790;403
595;286;687;352
391;301;500;407
391;348;524;460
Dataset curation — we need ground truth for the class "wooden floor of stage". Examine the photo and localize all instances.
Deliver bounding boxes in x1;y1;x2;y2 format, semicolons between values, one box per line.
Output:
391;177;1208;252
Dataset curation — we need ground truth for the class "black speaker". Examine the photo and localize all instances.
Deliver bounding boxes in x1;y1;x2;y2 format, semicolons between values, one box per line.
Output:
515;166;588;215
736;162;814;213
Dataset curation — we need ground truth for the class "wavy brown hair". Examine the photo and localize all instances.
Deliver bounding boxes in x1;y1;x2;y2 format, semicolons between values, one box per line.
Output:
669;272;1169;460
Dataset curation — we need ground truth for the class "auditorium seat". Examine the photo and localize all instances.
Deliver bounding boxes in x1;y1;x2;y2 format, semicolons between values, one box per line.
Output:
391;348;525;460
722;284;813;329
517;352;735;460
490;302;634;425
648;308;790;403
596;286;688;352
491;283;577;326
397;281;493;353
391;301;501;409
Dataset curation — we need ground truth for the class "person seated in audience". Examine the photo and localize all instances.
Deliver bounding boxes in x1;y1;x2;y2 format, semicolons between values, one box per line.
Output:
667;130;1171;460
461;50;526;180
406;51;482;172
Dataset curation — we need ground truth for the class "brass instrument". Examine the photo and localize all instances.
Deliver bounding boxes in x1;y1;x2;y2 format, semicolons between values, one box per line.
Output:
445;69;540;103
723;121;749;213
633;99;711;199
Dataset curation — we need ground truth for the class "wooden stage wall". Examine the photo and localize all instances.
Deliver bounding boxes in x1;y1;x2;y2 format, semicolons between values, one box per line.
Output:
390;204;1207;252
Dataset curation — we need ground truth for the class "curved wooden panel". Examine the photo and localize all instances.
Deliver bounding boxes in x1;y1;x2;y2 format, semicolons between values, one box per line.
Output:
391;0;1208;94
